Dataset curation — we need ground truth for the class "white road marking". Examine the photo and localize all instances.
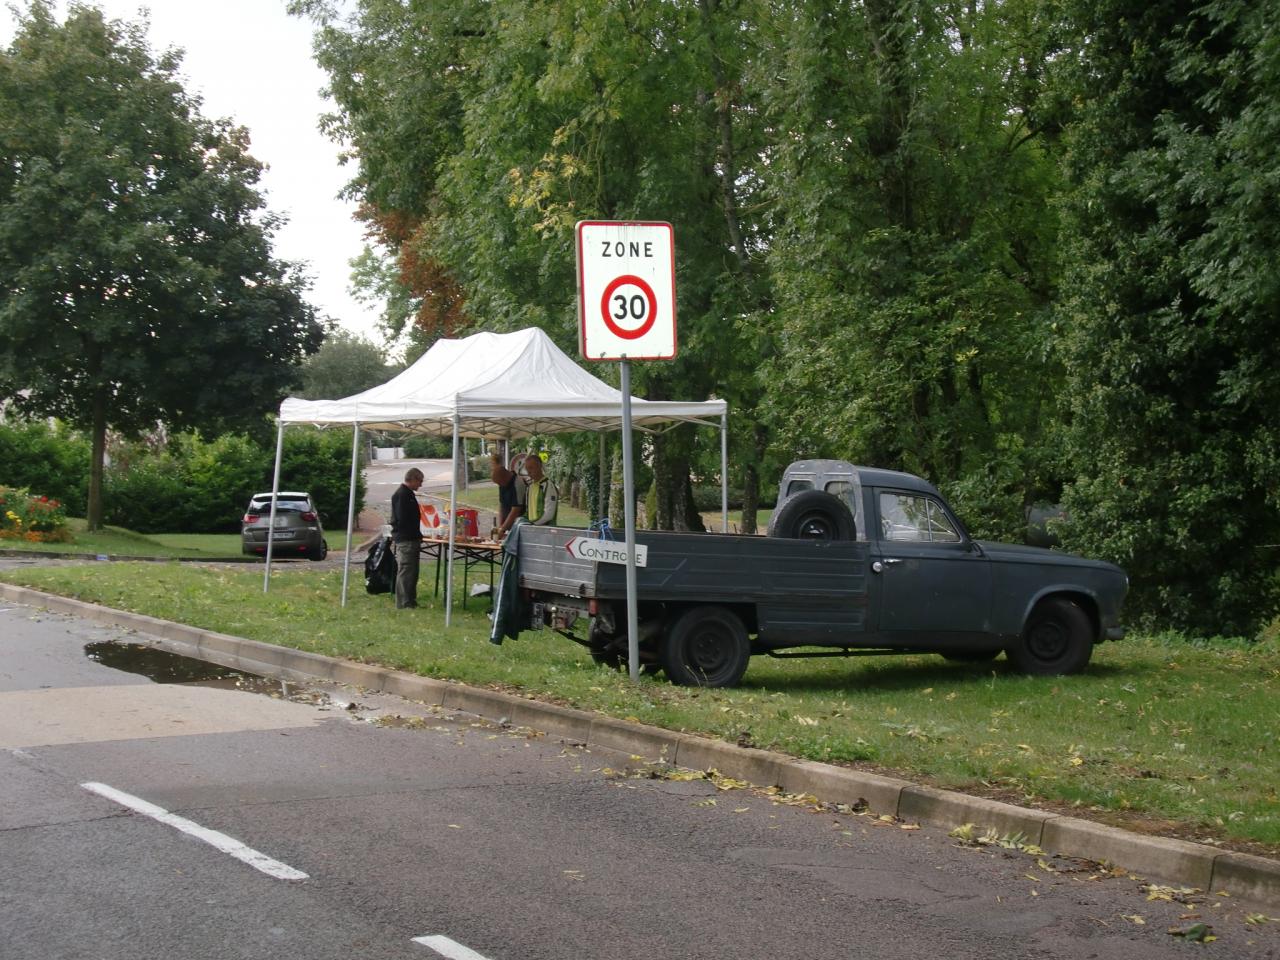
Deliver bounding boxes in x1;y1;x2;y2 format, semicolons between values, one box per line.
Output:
412;935;493;960
80;781;308;881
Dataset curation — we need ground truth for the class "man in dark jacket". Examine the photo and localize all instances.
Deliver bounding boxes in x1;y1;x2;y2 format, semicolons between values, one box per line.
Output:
391;467;424;609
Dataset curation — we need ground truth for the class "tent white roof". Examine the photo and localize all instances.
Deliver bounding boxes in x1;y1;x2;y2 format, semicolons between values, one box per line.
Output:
279;327;726;438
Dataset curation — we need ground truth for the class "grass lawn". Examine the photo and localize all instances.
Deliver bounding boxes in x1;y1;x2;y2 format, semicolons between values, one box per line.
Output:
3;558;1277;856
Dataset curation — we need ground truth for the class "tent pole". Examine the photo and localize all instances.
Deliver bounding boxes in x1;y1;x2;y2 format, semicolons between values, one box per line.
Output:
340;423;360;607
263;418;285;593
720;413;729;533
598;433;607;523
445;415;460;626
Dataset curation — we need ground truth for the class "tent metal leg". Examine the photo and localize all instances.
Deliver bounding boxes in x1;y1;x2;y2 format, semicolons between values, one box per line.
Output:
721;412;729;533
263;418;285;593
445;415;460;626
341;424;360;607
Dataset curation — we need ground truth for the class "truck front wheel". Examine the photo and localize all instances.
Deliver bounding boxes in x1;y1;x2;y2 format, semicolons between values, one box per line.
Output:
661;606;750;688
1007;598;1094;675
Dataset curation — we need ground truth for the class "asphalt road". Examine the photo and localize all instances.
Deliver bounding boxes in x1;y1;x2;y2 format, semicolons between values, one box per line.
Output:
2;600;1276;960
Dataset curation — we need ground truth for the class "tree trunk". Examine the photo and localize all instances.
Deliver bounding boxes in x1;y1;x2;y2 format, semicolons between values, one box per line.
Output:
653;426;705;532
739;424;768;535
87;387;107;531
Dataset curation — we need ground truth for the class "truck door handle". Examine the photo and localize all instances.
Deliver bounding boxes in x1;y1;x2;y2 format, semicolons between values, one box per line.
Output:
872;559;902;573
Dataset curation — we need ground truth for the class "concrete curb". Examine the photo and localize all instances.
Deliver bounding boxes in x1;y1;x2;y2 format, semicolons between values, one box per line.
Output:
3;581;1276;909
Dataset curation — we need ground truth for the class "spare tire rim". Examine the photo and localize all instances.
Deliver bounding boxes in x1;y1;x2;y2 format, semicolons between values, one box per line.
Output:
797;512;836;540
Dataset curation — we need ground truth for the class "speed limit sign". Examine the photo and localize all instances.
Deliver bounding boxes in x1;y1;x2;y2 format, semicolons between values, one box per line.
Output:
577;221;676;360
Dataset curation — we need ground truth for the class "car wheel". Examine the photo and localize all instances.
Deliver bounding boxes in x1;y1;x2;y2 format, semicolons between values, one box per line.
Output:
660;606;750;688
768;490;856;540
309;538;329;562
1006;598;1094;675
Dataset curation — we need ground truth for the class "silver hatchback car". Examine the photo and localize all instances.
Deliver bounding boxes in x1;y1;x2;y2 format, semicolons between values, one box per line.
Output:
241;491;328;561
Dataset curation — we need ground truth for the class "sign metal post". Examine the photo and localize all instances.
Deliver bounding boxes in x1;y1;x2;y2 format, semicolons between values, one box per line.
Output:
577;221;676;682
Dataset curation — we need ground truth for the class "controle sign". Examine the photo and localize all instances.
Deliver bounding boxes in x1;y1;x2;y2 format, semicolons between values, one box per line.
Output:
565;536;649;567
576;220;676;361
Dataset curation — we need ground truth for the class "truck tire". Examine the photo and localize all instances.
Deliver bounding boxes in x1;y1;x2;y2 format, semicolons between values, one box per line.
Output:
1006;598;1094;675
308;538;329;562
660;606;750;688
767;490;856;540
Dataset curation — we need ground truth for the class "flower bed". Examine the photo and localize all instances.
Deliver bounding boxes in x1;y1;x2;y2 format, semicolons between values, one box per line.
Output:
0;486;72;543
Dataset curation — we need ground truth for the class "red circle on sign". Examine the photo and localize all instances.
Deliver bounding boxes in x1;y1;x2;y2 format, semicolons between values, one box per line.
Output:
600;274;657;341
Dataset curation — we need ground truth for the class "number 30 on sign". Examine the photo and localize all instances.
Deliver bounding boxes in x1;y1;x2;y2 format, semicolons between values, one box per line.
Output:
577;221;677;361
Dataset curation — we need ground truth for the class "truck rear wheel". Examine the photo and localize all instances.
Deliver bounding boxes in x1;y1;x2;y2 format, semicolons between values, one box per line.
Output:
661;606;750;688
768;490;856;540
1006;598;1094;675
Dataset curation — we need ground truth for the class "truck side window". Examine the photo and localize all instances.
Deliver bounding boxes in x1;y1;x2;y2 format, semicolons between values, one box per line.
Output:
786;479;813;497
879;493;961;543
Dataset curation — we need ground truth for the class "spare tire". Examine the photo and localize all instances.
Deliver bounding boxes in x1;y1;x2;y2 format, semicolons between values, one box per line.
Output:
768;490;856;540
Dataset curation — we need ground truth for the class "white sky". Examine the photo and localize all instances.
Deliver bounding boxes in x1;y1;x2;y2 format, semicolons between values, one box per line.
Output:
1;0;384;343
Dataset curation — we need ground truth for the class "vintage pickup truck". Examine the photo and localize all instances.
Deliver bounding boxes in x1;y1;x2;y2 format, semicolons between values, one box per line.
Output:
508;460;1127;687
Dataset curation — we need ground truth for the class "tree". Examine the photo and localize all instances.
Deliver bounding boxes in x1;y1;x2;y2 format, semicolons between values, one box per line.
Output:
1053;0;1280;635
0;3;323;529
296;328;392;400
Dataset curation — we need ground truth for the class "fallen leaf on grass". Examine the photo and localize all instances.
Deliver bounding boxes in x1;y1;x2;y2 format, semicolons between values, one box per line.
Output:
1122;915;1146;925
733;807;751;814
693;798;717;808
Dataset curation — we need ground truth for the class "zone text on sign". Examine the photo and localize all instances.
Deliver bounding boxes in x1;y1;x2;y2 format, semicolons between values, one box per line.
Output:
601;241;655;258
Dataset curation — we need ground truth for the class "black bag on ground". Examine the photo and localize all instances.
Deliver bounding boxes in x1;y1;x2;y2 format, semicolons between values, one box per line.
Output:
364;537;398;594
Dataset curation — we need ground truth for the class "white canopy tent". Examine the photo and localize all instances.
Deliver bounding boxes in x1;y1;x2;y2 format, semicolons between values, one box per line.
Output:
267;327;729;619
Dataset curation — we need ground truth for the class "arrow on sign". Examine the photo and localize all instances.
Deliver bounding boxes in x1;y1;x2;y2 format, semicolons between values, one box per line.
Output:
565;536;648;567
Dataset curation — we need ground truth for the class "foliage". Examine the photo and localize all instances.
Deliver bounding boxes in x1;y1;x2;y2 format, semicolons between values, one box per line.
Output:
101;452;190;533
0;484;69;541
0;3;323;529
89;428;363;534
402;435;453;459
296;328;394;400
277;428;368;529
1053;0;1280;636
0;415;89;513
294;0;1280;634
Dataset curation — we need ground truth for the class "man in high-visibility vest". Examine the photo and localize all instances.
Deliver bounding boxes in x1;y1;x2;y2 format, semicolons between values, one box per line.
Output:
522;452;558;525
498;451;559;537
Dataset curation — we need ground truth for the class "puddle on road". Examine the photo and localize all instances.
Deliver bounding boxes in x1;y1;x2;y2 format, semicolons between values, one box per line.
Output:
83;641;341;707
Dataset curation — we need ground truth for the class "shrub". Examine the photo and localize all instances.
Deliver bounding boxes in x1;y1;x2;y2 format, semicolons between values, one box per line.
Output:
0;418;89;515
102;457;190;532
179;433;270;532
278;430;367;527
0;485;71;542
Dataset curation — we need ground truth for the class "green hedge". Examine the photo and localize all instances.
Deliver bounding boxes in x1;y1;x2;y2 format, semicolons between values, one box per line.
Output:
0;418;90;514
1;419;366;534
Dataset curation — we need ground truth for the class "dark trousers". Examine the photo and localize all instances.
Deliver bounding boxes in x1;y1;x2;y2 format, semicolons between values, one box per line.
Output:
394;539;420;608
